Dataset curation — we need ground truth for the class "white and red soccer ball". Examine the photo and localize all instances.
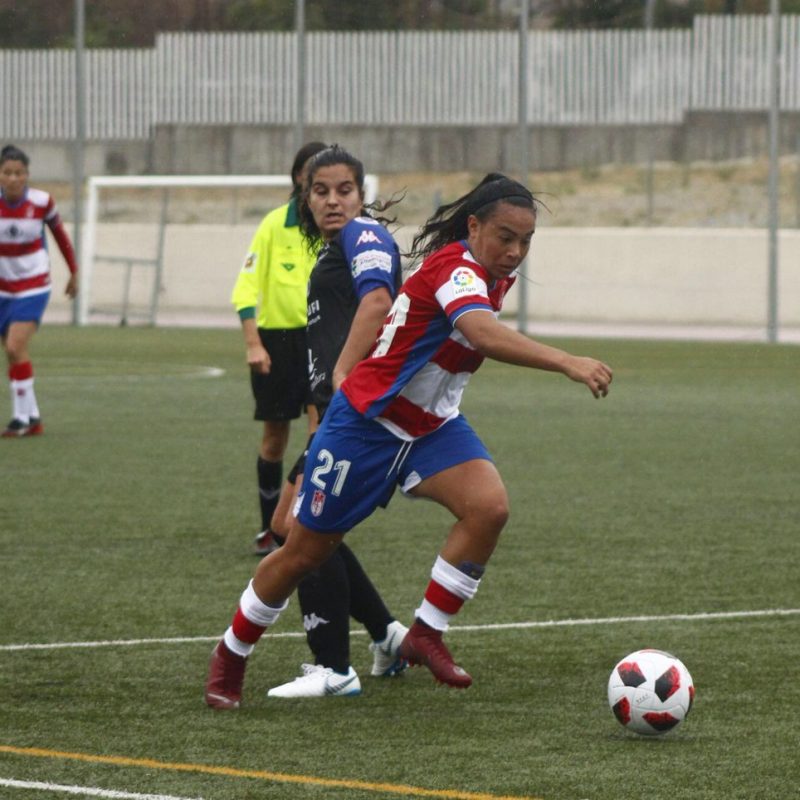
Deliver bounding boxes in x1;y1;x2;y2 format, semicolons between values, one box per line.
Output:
607;649;695;736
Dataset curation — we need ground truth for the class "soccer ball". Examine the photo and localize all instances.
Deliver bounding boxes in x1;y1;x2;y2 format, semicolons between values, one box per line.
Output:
607;649;695;736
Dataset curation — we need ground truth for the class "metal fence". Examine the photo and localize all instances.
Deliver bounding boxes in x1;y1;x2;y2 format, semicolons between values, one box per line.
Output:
1;15;798;141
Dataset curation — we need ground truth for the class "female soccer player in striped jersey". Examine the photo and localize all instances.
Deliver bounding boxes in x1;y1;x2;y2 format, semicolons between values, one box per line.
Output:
1;145;78;437
206;172;612;705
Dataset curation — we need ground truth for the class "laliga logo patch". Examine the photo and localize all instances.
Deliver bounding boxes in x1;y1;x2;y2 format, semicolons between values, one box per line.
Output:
242;253;257;272
451;267;478;296
356;229;382;246
311;489;326;517
452;268;475;287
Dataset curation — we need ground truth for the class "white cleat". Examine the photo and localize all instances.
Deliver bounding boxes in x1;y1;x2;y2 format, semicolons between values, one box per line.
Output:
369;620;409;677
267;664;361;698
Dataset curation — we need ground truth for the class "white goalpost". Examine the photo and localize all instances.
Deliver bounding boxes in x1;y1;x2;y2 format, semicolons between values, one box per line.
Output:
78;174;379;326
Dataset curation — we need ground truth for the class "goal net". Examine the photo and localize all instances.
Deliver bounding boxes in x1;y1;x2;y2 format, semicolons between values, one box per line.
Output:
77;174;379;327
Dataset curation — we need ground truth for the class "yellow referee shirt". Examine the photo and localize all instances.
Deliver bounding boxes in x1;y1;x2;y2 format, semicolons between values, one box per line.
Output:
231;198;316;330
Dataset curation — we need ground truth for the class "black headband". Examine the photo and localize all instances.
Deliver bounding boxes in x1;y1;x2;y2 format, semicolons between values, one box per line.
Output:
468;178;533;216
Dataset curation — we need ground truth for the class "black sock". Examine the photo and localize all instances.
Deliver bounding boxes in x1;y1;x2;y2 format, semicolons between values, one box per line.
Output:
338;543;393;643
257;457;282;531
297;551;351;674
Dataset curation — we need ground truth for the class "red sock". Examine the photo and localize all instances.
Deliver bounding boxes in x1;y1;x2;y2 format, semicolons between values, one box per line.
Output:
231;607;267;645
9;361;33;381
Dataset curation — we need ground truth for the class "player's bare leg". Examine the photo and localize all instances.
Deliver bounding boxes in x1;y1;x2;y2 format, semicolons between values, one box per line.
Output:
2;321;42;437
253;523;344;604
206;523;344;709
400;459;509;687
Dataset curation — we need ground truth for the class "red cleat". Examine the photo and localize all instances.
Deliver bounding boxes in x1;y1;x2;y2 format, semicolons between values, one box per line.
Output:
399;620;472;688
205;641;247;709
25;418;44;436
253;529;280;556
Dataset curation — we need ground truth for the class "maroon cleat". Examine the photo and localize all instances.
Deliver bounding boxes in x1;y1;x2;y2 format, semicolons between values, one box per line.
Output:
253;529;280;556
399;620;472;688
25;418;44;436
205;641;247;709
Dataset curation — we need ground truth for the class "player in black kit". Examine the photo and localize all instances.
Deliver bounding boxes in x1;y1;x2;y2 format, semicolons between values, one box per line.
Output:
205;146;407;703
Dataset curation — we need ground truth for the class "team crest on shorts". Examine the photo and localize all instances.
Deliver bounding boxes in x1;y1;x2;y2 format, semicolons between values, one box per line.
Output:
311;489;326;517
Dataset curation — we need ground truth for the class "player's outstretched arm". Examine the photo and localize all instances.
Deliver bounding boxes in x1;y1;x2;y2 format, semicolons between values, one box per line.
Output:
455;310;613;398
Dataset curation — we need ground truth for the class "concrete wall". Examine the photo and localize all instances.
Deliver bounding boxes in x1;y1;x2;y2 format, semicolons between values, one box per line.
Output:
15;112;800;181
45;224;800;335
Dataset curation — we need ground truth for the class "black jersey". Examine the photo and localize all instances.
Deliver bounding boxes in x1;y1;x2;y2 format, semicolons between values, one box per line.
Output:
306;216;401;418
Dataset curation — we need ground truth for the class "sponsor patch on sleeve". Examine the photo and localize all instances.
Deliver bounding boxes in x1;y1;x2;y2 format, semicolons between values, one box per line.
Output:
450;267;482;297
351;249;394;278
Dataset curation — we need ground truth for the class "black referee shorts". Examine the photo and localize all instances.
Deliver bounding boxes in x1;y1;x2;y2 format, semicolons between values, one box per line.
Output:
250;327;312;422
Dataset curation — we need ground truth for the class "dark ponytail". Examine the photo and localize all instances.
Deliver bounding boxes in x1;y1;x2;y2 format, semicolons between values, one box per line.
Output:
407;173;536;262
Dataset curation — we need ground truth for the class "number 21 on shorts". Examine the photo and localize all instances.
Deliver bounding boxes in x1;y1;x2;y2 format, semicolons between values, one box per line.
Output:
310;448;351;497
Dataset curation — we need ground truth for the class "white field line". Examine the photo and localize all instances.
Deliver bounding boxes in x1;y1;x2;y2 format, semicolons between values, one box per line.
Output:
1;608;798;653
0;777;202;800
41;365;224;381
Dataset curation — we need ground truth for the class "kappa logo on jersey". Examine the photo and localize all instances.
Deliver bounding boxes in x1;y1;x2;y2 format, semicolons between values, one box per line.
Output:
242;252;257;272
355;229;382;247
310;489;326;517
450;267;480;297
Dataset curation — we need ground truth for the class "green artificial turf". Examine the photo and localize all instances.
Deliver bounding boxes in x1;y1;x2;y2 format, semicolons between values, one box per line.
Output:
1;326;798;800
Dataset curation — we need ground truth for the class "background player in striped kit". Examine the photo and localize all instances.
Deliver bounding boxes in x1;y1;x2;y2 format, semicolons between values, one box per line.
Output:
1;144;78;438
208;145;407;705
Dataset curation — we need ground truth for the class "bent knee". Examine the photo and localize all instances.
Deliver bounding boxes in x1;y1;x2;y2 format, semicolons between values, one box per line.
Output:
467;495;509;533
486;499;510;531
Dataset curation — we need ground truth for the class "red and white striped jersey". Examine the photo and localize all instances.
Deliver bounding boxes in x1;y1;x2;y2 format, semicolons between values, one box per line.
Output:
0;188;68;297
341;240;515;440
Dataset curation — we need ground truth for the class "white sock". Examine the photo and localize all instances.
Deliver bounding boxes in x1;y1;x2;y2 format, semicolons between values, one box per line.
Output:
27;380;40;420
11;378;33;424
224;580;290;657
415;556;482;632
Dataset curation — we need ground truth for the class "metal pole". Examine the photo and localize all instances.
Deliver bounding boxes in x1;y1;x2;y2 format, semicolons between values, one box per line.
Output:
766;0;780;342
795;129;800;229
294;0;306;152
644;0;655;225
643;0;656;28
516;0;529;335
72;0;85;325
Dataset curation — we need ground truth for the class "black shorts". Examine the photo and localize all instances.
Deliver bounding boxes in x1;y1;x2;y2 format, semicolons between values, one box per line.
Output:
287;433;315;484
251;327;312;422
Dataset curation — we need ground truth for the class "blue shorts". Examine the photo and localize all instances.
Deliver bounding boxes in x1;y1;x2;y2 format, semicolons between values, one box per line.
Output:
295;391;492;534
0;291;50;338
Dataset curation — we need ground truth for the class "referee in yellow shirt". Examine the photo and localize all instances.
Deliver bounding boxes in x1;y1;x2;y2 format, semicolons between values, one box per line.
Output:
231;142;327;553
